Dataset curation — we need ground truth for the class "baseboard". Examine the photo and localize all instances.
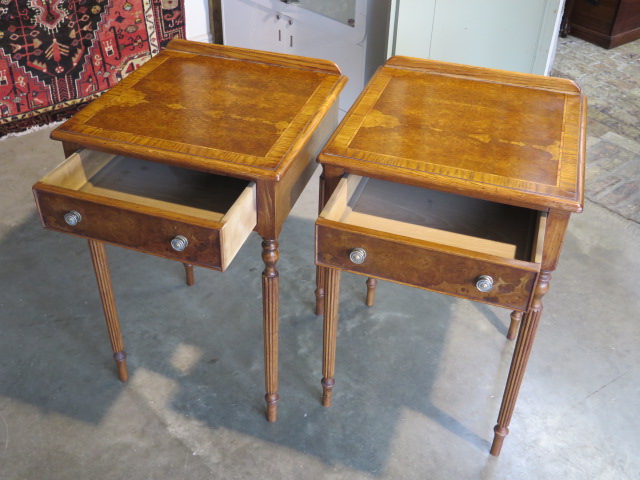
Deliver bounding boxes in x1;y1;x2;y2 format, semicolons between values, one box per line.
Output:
187;33;213;44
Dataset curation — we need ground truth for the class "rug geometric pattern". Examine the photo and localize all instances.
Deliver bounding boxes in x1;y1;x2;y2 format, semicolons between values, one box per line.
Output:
0;0;185;137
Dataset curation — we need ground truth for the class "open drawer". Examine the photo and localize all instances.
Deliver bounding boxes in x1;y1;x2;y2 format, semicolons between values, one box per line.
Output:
316;175;546;311
33;149;257;271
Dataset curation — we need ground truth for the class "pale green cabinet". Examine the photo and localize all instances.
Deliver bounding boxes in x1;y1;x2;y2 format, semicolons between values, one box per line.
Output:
388;0;565;75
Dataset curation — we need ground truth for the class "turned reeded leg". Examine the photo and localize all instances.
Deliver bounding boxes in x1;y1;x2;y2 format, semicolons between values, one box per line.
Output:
507;310;522;340
490;271;551;456
315;266;326;316
365;277;377;307
321;266;341;407
183;263;195;286
262;239;280;422
315;165;343;316
87;240;128;382
315;171;327;316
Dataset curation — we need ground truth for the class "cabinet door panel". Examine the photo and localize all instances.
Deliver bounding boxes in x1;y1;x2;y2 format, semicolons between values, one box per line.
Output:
391;0;436;59
222;0;286;54
391;0;563;74
430;0;547;73
290;15;365;113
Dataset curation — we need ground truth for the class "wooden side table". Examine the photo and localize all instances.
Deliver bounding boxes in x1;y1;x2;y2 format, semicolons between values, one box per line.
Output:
315;56;586;455
32;40;346;422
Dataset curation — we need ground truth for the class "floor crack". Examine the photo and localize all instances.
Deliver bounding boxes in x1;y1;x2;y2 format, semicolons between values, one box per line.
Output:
583;369;630;402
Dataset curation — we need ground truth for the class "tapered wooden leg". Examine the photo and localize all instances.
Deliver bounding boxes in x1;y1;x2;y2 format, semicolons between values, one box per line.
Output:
315;171;327;316
365;277;377;307
314;165;344;315
262;239;280;422
321;267;341;407
183;263;195;286
87;240;128;382
490;271;551;456
507;310;523;340
315;266;326;316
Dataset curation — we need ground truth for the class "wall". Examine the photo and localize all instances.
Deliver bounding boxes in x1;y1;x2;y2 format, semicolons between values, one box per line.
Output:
185;1;212;42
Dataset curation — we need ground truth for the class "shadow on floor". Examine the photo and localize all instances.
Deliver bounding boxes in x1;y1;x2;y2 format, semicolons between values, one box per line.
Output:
0;211;510;474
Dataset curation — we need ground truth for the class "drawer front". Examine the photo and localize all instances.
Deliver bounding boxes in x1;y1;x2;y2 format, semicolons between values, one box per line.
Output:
35;190;223;269
316;223;538;311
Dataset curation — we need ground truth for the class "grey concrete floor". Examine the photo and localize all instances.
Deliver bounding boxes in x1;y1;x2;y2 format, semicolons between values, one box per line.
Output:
1;124;639;479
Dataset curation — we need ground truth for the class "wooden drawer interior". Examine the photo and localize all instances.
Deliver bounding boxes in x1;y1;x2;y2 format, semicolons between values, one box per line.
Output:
36;149;257;269
320;175;545;263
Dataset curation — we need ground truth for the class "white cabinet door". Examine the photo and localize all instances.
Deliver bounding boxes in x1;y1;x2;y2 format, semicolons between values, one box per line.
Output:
286;12;365;114
389;0;435;59
389;0;563;75
222;0;287;54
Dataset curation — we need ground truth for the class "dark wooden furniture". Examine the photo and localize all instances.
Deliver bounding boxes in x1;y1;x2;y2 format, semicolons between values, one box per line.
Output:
33;39;345;422
208;0;223;44
315;56;586;455
568;0;640;48
560;0;577;37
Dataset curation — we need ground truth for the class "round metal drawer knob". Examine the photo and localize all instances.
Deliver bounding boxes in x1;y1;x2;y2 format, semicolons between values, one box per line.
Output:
170;235;189;252
349;247;367;265
64;210;82;226
476;275;494;292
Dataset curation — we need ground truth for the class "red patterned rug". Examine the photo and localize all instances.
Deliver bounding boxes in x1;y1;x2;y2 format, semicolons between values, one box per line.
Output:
0;0;185;137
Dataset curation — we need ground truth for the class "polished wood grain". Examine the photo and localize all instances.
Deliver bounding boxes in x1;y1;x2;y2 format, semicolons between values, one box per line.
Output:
51;39;346;183
87;239;128;382
37;41;346;422
320;56;586;213
321;266;341;407
184;264;195;286
491;210;571;455
365;278;377;307
316;221;538;311
33;151;258;271
315;56;585;456
507;310;522;341
315;265;326;317
35;188;225;268
262;239;280;422
315;165;343;316
569;0;640;48
491;209;572;455
262;101;340;239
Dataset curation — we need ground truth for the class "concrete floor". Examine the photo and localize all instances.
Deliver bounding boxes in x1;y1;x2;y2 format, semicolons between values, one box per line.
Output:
4;35;640;477
1;122;639;479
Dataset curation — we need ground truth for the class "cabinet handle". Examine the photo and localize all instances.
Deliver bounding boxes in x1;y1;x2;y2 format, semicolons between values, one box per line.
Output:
349;248;367;265
64;210;82;226
170;235;189;252
475;275;494;292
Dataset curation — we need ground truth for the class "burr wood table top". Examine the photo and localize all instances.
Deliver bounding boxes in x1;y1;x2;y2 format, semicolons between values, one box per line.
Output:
319;56;587;213
51;39;346;182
